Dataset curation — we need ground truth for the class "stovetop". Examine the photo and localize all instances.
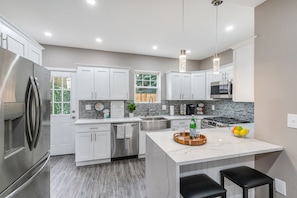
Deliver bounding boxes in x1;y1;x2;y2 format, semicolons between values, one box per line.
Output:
203;116;251;125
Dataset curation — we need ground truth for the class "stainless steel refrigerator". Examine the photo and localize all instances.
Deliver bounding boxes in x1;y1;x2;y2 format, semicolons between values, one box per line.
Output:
0;47;50;198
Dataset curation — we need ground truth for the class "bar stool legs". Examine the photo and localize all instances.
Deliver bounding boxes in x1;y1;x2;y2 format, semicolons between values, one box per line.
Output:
220;166;274;198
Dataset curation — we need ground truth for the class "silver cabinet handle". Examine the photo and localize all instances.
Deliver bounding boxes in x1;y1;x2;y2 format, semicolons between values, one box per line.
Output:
91;133;92;141
0;32;2;47
89;127;98;130
95;134;96;141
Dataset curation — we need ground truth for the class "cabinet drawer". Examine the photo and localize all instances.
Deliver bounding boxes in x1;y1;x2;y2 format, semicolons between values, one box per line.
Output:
76;124;110;132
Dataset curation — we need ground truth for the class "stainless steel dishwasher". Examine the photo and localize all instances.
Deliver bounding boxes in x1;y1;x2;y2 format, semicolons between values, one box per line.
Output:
111;122;139;159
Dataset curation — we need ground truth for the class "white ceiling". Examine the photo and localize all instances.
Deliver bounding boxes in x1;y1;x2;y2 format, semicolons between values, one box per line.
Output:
0;0;265;60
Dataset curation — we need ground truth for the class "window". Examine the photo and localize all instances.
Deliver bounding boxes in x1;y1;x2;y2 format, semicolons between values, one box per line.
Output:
134;71;161;103
50;77;71;115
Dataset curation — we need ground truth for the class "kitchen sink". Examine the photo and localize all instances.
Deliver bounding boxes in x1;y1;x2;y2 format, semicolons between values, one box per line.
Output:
140;117;171;131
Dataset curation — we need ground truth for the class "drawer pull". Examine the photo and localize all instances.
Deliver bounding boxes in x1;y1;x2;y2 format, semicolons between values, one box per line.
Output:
89;127;98;130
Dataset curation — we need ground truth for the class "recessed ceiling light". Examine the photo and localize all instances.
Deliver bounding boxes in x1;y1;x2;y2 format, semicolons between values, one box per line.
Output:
86;0;96;5
44;32;52;37
96;38;102;43
226;26;234;32
152;45;158;50
186;50;191;54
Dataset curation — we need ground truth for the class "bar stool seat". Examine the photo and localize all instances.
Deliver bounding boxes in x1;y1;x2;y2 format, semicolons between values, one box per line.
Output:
180;174;226;198
220;166;273;198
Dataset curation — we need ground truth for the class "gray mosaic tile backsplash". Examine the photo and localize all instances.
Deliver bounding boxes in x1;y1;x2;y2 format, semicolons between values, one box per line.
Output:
79;100;254;122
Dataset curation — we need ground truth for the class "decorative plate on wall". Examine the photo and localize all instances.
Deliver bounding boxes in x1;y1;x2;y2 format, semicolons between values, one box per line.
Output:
95;102;104;111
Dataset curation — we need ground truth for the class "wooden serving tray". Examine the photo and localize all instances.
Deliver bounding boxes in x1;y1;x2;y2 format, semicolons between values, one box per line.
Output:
173;132;207;146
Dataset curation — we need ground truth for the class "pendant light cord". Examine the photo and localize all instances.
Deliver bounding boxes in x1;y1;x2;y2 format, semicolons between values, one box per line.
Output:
182;0;184;33
215;5;218;56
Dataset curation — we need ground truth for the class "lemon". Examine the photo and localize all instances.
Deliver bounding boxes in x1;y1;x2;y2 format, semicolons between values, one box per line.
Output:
239;129;248;137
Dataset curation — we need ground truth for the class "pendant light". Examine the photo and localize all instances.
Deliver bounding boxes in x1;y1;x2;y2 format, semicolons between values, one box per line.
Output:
179;0;186;72
212;0;223;74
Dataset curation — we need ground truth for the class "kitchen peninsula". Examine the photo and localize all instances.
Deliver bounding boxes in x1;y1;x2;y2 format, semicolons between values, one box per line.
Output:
146;124;283;198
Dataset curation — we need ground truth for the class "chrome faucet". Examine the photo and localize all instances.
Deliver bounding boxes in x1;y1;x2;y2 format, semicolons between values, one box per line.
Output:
148;96;153;116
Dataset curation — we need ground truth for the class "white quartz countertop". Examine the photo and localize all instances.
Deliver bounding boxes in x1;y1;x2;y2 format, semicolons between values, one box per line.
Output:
75;115;213;124
146;124;283;166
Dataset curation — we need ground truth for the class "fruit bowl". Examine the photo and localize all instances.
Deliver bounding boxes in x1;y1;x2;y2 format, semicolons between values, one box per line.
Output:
231;125;249;138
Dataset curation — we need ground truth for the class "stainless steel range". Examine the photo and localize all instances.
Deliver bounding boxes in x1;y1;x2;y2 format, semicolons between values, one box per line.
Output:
201;117;250;129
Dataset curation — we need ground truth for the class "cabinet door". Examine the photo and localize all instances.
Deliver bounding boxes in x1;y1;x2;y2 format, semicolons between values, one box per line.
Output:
181;74;191;100
94;68;110;99
75;132;93;162
205;71;214;100
77;67;94;100
191;73;206;100
233;43;254;102
28;43;42;65
110;68;129;100
170;73;182;100
139;130;146;155
2;26;27;57
93;131;111;160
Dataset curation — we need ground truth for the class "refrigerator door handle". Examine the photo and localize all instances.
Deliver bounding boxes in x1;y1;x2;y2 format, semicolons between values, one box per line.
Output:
25;77;35;150
32;77;42;148
5;155;50;198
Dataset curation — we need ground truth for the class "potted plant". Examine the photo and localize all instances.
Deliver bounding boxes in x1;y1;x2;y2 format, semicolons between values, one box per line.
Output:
128;102;136;117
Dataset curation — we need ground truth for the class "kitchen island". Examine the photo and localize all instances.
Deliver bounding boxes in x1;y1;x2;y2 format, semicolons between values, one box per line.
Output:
146;125;283;198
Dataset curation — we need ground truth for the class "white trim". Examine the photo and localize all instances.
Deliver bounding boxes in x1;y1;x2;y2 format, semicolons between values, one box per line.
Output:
46;67;77;72
134;70;160;74
75;63;131;70
0;14;44;50
231;35;257;50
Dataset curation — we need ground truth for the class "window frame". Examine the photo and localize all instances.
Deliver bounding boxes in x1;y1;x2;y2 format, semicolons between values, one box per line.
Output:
134;70;161;104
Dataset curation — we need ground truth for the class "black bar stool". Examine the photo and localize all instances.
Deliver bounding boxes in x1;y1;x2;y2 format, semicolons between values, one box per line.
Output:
180;174;226;198
220;166;274;198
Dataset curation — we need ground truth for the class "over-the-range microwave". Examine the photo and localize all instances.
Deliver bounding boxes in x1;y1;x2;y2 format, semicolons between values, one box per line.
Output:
210;80;232;99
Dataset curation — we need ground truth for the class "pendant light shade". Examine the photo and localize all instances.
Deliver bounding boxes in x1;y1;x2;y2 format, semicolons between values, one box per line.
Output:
179;49;186;72
212;0;223;74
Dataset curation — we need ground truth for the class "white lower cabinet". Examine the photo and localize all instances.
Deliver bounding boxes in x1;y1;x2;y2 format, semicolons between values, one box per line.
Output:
75;124;111;166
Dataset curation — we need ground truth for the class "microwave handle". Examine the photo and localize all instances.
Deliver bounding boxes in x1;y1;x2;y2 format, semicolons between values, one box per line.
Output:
228;81;231;97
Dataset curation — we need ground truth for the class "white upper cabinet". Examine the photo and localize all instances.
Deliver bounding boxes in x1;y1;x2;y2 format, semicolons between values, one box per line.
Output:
94;68;110;99
77;66;110;100
166;72;191;100
205;70;214;100
77;67;96;100
110;68;129;100
232;40;254;102
191;72;206;100
0;16;43;65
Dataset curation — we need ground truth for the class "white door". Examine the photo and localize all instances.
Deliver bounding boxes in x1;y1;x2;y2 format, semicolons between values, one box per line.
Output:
50;71;77;156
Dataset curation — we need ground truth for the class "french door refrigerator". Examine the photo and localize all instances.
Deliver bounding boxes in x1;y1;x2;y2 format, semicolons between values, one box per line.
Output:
0;47;50;198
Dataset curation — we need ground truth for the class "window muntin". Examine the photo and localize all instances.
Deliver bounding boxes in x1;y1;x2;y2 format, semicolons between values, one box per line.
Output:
50;77;71;115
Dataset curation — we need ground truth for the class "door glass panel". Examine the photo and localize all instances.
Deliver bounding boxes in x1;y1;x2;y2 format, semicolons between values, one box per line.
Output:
50;77;72;115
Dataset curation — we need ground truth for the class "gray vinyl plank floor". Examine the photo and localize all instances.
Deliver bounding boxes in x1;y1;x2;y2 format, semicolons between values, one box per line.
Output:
50;155;146;198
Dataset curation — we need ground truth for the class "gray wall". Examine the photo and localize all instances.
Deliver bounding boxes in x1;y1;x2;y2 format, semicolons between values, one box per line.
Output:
255;0;297;197
199;49;233;70
42;45;200;99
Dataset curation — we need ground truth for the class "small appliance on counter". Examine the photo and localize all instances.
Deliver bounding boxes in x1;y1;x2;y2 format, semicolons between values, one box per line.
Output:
186;104;195;115
196;102;204;115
